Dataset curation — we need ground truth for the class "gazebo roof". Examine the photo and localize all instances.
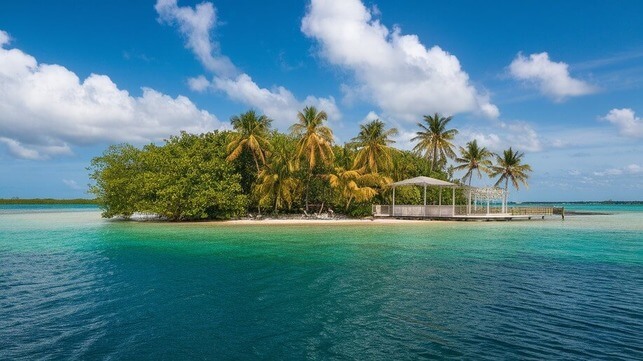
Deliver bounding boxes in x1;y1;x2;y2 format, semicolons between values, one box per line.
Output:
390;176;457;188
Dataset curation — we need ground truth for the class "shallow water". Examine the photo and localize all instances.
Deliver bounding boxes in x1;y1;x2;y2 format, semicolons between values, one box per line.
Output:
1;205;641;360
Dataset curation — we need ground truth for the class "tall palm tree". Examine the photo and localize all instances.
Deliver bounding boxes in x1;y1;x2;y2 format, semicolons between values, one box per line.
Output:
411;113;459;173
254;135;299;213
290;106;334;210
226;110;272;173
453;140;493;186
489;147;532;191
351;119;398;174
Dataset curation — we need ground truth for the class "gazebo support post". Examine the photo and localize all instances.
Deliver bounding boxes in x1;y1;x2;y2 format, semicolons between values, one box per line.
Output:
452;187;456;216
423;185;427;217
392;186;396;217
438;187;442;217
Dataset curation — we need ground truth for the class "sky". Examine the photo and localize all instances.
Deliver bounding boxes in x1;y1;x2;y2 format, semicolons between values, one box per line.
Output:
0;0;642;201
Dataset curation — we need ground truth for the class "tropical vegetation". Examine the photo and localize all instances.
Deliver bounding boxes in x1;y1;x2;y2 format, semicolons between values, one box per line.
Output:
88;110;532;220
290;106;334;211
489;147;533;191
412;113;459;174
453;140;493;186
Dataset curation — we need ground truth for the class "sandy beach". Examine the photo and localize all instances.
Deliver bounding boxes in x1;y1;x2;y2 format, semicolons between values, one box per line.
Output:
222;217;454;226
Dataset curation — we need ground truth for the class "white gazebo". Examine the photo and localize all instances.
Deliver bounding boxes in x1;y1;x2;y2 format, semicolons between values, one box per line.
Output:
372;176;510;218
390;176;459;217
467;186;509;215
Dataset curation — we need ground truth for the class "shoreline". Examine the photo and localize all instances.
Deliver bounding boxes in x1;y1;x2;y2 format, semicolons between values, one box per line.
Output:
120;214;460;226
122;211;607;225
223;217;456;226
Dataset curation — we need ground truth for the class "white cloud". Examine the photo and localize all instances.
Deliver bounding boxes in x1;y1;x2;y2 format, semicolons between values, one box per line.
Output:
155;0;237;77
500;121;542;152
0;36;220;159
593;168;623;177
361;111;380;124
0;30;10;47
626;164;642;174
156;0;340;130
62;179;83;191
593;164;642;177
0;137;72;160
301;0;499;121
458;121;542;153
187;75;210;92
601;108;643;138
509;52;597;101
213;74;340;129
463;131;503;151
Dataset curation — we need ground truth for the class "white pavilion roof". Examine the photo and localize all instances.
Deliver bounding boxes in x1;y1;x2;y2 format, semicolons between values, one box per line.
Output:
389;176;457;188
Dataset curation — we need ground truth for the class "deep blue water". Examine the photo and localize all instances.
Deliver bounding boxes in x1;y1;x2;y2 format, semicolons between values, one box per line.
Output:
0;205;642;360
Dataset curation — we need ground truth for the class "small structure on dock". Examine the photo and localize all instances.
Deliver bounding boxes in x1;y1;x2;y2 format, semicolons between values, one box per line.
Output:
372;176;552;221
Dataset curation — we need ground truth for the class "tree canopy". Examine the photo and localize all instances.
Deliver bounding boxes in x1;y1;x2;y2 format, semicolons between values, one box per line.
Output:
89;131;247;220
89;109;532;220
412;113;459;174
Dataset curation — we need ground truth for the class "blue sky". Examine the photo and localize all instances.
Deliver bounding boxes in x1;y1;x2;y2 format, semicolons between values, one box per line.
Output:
0;0;642;201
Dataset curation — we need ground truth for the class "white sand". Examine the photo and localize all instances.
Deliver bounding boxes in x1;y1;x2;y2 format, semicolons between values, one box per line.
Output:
221;217;453;226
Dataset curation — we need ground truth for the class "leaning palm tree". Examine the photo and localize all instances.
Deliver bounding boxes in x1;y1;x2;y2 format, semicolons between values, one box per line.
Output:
489;147;532;191
411;113;459;173
351;119;399;174
453;140;493;186
327;168;389;212
290;106;334;210
226;110;272;173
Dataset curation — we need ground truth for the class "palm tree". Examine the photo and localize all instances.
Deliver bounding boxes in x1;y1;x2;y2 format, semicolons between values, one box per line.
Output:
411;113;459;173
254;135;299;213
351;119;399;174
453;140;493;186
290;106;334;210
489;147;532;191
226;110;272;173
327;168;388;211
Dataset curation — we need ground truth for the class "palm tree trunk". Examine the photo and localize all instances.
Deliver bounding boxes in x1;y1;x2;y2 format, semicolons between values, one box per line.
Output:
467;175;472;215
273;185;280;213
253;153;262;215
504;177;509;213
252;153;261;174
345;196;353;212
305;171;311;212
430;144;438;174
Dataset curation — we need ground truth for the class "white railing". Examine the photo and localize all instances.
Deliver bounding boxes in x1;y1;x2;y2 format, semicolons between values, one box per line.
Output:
373;204;554;217
372;205;454;217
372;205;391;216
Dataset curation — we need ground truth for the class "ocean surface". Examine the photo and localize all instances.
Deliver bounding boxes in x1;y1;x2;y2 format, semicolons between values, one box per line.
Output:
1;204;641;360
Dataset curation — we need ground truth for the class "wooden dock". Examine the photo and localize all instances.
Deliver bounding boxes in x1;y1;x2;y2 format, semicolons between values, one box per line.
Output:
372;205;560;221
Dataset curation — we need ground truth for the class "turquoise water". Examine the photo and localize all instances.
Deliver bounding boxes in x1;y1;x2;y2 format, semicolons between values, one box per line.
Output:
1;206;641;360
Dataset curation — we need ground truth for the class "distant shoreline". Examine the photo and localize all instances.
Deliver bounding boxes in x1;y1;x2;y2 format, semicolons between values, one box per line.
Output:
513;201;642;205
0;198;96;205
562;211;612;215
